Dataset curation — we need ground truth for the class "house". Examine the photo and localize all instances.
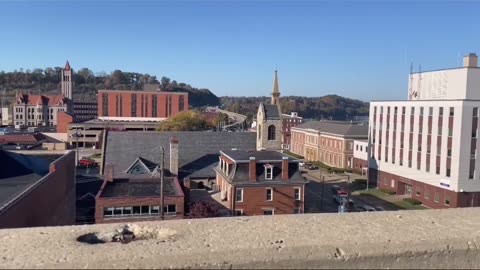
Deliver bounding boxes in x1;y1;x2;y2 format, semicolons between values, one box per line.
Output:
101;131;257;215
0;150;76;229
94;164;185;224
290;121;368;169
214;150;308;216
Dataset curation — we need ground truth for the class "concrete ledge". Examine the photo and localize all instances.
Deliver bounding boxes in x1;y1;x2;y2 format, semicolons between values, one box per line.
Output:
2;208;480;269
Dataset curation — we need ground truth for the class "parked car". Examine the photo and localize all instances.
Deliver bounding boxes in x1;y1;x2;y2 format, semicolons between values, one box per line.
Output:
299;161;305;167
330;185;346;195
79;158;97;167
307;164;318;170
357;205;377;212
374;206;386;211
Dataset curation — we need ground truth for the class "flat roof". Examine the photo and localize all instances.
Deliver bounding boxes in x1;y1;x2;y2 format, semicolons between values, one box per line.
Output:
222;150;296;162
99;177;182;198
0;151;62;209
370;99;480;103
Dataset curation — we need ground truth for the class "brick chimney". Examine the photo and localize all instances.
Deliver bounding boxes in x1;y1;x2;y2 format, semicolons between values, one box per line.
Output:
249;157;256;181
282;156;289;181
464;53;478;68
170;137;179;176
105;163;114;182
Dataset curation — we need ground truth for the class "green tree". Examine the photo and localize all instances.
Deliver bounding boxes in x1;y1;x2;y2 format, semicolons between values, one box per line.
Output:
161;76;171;90
158;111;212;131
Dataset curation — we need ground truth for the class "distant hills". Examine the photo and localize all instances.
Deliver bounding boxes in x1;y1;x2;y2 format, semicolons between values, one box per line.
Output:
0;67;220;108
220;95;369;121
0;68;369;120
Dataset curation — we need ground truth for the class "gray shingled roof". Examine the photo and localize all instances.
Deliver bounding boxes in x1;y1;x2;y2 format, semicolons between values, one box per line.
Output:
262;103;280;119
295;121;368;137
104;131;256;178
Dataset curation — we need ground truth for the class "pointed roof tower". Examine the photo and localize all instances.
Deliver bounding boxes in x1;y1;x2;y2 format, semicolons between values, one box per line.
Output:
271;70;280;105
64;61;71;71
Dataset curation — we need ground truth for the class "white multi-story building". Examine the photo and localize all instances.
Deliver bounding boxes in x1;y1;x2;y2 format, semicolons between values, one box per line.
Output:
369;53;480;208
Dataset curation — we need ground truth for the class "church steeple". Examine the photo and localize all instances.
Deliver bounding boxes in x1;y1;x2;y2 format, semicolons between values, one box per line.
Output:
61;60;73;99
271;70;280;105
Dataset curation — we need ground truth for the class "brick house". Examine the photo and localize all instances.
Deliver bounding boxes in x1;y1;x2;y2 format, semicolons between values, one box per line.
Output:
290;121;368;169
214;150;308;216
95;163;185;224
0;150;76;229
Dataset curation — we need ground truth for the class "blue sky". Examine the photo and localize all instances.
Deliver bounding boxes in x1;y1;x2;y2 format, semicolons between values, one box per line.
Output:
0;1;478;101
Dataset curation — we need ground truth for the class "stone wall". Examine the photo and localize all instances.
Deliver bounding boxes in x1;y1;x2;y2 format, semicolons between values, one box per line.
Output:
3;208;480;268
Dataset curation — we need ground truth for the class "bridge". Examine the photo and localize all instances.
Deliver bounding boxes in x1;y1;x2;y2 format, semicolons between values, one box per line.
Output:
207;107;248;131
2;208;480;268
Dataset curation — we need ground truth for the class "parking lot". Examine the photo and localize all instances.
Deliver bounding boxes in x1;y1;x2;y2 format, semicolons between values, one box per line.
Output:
302;167;406;213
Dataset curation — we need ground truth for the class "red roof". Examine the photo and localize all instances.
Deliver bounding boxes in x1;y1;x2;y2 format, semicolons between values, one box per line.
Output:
65;61;71;71
16;95;66;106
0;133;45;144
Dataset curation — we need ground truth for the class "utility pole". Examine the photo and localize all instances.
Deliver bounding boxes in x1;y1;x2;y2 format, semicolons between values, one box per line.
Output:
346;173;351;212
160;146;165;220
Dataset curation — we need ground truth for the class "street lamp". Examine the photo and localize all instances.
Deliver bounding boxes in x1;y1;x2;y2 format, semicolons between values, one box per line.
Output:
70;129;81;165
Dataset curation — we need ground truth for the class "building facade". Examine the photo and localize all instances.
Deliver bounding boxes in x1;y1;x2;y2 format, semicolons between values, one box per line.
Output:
369;53;480;208
353;140;369;175
214;150;308;216
95;166;185;224
97;90;188;121
73;99;98;122
13;61;73;127
290;121;368;169
0;150;76;229
282;112;304;150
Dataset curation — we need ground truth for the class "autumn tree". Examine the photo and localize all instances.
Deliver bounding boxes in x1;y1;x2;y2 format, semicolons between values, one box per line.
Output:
189;201;221;218
158;111;212;131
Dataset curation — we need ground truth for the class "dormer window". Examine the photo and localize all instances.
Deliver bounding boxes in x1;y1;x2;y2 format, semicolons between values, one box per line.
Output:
264;164;273;180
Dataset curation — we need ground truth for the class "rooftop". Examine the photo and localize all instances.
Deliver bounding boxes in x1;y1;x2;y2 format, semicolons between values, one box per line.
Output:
261;103;281;119
294;121;368;137
99;177;182;198
104;131;256;179
222;150;296;162
0;151;61;209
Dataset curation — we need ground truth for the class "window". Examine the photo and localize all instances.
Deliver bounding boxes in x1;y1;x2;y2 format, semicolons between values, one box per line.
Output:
235;210;243;216
474;108;479;117
168;96;172;116
411;107;415;115
436;166;441;174
449;107;454;117
165;205;177;215
102;93;108;116
265;165;273;180
439;107;444;116
391;179;395;188
380;107;384;114
294;187;301;201
236;189;243;202
266;189;273;201
268;125;276;140
446;168;451;177
420;107;424;116
151;206;159;214
152;95;158;117
374;106;377;114
445;195;450;206
131;94;137;117
179;95;185;112
429;107;433;116
447;148;452;157
434;192;440;203
104;207;113;216
402;107;406;115
425;190;430;199
263;210;274;215
416;186;422;196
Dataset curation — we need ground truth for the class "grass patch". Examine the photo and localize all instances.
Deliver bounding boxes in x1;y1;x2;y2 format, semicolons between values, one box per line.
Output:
360;188;392;198
283;150;304;160
90;153;101;158
310;161;352;174
394;200;426;210
403;198;422;205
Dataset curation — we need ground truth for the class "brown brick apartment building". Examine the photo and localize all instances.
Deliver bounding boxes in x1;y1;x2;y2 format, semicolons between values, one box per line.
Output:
0;150;76;229
290;121;368;169
97;90;188;119
95;164;185;223
214;150;308;216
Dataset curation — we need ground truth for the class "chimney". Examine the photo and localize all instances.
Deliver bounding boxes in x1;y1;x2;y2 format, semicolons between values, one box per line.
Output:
170;137;179;176
105;163;114;182
249;157;256;181
464;53;478;68
282;156;289;181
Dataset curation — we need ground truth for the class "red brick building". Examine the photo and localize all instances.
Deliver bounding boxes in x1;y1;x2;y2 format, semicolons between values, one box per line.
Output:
57;111;75;133
0;150;76;229
97;90;188;120
215;150;308;216
95;164;185;224
281;112;304;150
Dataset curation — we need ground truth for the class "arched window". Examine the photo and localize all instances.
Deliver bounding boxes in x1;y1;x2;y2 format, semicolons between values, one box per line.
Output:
258;125;261;140
268;125;276;140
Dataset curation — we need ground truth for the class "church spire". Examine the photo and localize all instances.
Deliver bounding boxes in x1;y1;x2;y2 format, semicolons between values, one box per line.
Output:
271;70;280;105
